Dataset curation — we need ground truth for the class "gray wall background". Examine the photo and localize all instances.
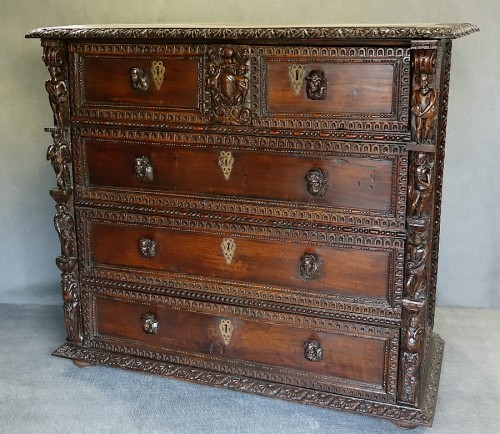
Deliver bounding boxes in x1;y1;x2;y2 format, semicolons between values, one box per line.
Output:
0;0;498;307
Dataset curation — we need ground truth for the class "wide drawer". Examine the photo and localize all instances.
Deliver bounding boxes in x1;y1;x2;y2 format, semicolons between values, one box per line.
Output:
69;43;410;133
78;208;404;314
73;129;408;229
83;139;395;212
85;287;399;401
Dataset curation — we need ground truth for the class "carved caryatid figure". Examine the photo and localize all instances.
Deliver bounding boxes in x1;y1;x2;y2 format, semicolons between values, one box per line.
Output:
43;46;68;128
405;223;429;301
408;152;433;219
54;204;76;258
45;66;68;128
47;129;72;191
401;315;424;404
411;73;436;143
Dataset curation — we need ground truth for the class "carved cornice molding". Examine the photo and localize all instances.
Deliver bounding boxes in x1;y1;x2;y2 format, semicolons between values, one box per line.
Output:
26;23;479;41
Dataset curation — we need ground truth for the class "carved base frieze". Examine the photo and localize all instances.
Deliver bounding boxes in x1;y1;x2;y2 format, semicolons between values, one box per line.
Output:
53;333;444;427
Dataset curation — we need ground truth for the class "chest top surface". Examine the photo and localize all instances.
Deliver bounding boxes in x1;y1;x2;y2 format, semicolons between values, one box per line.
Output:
26;23;478;41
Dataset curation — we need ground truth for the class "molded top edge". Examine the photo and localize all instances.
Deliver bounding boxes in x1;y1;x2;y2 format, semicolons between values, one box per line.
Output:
26;23;479;40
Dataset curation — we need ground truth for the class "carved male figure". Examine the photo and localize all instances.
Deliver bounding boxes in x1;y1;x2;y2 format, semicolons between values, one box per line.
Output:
300;254;321;280
411;73;436;142
134;156;154;182
304;339;323;362
45;65;68;128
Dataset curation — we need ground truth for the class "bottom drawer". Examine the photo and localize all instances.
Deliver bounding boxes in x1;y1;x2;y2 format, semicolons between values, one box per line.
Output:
86;288;399;401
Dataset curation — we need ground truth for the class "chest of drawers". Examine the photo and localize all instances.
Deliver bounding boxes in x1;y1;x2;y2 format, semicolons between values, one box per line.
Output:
26;23;478;428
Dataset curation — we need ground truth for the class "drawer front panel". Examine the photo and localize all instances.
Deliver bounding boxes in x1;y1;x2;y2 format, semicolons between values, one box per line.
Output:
256;45;410;131
83;139;395;214
84;214;398;305
89;291;398;399
70;43;204;124
81;57;199;108
266;62;394;115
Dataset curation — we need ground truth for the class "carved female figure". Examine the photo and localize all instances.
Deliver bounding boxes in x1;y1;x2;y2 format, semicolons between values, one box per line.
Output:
46;129;72;190
54;204;76;258
408;152;433;219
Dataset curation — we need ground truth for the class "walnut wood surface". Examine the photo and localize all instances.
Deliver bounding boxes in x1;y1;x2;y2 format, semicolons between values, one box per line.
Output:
95;295;387;387
84;139;395;213
266;61;395;115
89;220;392;301
79;56;200;108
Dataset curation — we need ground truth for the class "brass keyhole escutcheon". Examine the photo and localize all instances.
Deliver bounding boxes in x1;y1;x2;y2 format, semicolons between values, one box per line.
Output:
289;64;306;95
218;151;234;180
221;238;236;264
219;319;234;345
151;61;165;90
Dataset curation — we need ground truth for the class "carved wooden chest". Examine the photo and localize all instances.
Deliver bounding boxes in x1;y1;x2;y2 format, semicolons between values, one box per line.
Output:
26;24;478;427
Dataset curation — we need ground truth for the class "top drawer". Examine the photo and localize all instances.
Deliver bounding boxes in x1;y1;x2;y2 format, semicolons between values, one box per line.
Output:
69;43;410;134
70;43;205;125
256;45;411;132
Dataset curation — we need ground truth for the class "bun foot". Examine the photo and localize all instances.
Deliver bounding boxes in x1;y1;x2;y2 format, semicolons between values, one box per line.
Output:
73;359;93;368
392;420;419;429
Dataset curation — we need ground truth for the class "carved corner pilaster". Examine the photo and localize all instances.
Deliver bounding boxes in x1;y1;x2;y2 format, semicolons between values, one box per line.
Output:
205;45;253;126
402;62;439;404
42;40;82;346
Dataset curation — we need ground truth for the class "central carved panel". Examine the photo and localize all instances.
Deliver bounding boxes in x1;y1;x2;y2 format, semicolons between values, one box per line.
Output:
205;45;252;126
